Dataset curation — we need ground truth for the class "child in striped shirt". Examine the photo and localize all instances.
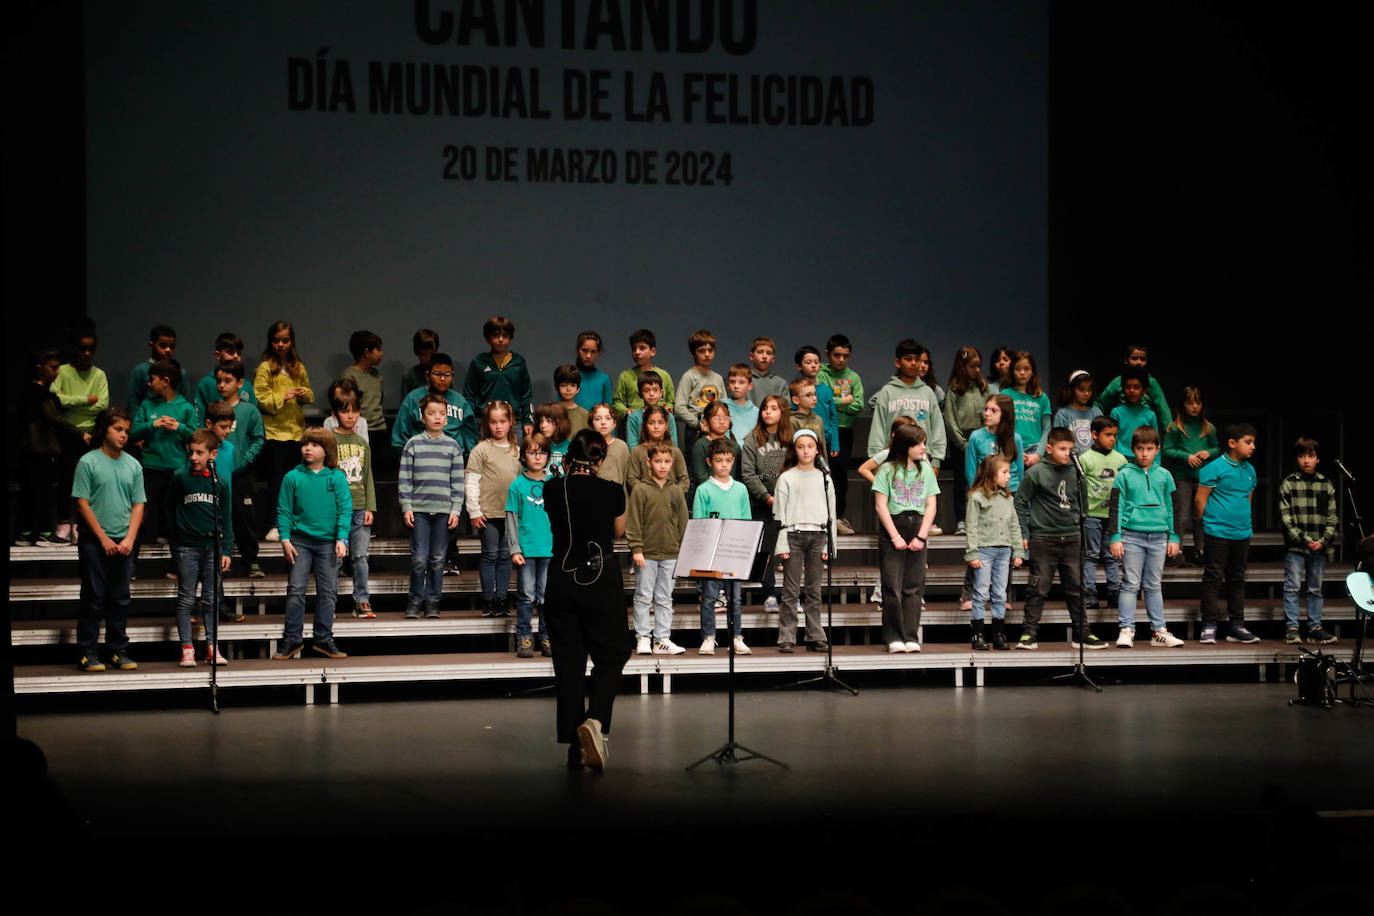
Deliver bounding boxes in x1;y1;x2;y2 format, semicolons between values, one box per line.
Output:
399;395;466;619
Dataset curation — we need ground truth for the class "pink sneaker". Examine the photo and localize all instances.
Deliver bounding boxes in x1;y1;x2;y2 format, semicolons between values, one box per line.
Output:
179;645;196;668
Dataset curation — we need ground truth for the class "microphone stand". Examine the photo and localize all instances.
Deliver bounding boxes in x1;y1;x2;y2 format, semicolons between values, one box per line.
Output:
208;458;222;714
1333;458;1370;688
776;462;858;695
1046;451;1102;692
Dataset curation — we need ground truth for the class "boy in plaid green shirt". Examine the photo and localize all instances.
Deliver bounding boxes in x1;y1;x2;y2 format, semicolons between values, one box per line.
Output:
1279;436;1338;645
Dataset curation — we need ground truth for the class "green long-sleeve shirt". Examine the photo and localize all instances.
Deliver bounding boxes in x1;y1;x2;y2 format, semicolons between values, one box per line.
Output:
130;395;197;471
1162;419;1218;482
816;366;864;429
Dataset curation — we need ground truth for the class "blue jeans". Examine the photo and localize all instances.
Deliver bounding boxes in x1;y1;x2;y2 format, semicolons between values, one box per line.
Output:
409;512;449;610
478;518;512;602
76;535;133;654
284;534;337;642
633;557;677;641
174;544;223;645
1283;551;1327;628
1082;517;1120;593
970;546;1011;621
516;557;550;638
1119;530;1168;631
699;579;743;638
340;509;371;604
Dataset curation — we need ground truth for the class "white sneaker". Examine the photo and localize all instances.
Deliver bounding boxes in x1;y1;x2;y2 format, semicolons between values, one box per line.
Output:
904;641;921;653
699;636;716;655
635;636;651;655
653;638;686;655
1152;629;1184;648
714;593;727;610
956;520;966;535
207;645;228;665
1117;627;1135;648
179;645;196;668
870;586;882;604
577;718;608;771
732;636;751;655
888;641;906;653
265;527;281;542
763;596;779;613
835;518;855;536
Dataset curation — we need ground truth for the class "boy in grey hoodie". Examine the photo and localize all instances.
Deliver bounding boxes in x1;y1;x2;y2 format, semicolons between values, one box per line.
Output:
866;339;947;464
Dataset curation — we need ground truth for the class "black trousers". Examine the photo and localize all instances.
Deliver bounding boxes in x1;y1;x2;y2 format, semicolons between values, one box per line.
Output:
230;469;259;562
1021;534;1085;634
831;427;854;519
1200;534;1250;623
544;569;632;743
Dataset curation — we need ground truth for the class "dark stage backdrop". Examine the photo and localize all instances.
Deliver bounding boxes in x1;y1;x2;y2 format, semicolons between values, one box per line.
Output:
82;0;1048;404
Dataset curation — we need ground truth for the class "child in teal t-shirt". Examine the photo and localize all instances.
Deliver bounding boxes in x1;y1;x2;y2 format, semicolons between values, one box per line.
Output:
692;437;753;655
1005;351;1052;464
506;434;554;657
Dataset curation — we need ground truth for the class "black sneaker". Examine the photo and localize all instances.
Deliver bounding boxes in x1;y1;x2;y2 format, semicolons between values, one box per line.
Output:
273;638;304;659
78;653;106;672
778;643;795;654
540;635;552;657
443;559;461;576
480;598;498;618
1307;626;1337;645
566;743;584;770
1071;633;1108;650
312;639;348;659
1284;628;1302;645
108;651;138;670
807;640;829;652
516;637;535;658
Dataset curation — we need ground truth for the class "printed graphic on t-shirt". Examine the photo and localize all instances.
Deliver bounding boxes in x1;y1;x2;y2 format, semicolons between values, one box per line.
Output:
1055;480;1071;510
1088;465;1118;501
890;471;927;506
1070;420;1091;451
692;385;721;410
339;451;365;485
831;378;852;399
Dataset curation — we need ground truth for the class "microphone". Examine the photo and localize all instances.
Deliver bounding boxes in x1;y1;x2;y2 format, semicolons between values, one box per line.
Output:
1335;458;1356;483
1070;449;1085;475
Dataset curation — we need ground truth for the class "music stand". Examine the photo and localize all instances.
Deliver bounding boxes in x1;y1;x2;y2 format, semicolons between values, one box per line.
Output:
678;519;787;769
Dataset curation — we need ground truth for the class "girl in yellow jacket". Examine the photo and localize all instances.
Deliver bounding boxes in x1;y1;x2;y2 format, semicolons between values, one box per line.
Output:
254;320;313;539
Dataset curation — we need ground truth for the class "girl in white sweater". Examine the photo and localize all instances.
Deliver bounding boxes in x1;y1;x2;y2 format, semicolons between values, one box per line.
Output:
773;428;837;652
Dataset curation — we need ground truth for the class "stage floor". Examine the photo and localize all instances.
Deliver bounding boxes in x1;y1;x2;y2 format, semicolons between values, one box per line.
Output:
14;682;1374;915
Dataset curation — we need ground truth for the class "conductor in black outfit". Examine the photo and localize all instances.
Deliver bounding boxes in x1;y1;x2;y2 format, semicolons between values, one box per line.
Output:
542;429;630;771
